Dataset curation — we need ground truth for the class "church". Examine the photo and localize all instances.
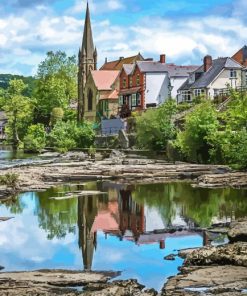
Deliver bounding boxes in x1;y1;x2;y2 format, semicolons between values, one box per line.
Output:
77;3;142;122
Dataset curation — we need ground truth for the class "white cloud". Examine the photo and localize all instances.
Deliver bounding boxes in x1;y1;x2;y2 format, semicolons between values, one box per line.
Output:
0;0;247;75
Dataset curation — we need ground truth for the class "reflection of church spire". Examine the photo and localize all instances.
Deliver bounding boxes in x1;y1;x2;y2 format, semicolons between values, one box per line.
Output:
78;196;98;271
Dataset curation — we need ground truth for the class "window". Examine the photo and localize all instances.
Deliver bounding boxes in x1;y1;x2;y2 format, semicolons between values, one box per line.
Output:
123;78;127;88
137;93;141;106
136;74;140;86
119;95;123;106
87;89;93;111
230;69;237;78
131;94;137;107
181;90;191;102
129;76;133;87
194;89;205;97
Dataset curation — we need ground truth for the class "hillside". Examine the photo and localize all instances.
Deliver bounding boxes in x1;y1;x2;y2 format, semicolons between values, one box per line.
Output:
0;74;35;97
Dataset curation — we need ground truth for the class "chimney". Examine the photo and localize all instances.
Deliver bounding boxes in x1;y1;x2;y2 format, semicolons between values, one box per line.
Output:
203;55;212;72
160;54;166;64
105;57;108;63
119;57;124;60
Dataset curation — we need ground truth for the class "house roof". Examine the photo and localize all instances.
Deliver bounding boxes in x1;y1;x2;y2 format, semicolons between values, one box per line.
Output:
179;57;244;90
232;45;247;66
136;61;169;73
91;70;119;90
100;53;144;70
164;64;199;77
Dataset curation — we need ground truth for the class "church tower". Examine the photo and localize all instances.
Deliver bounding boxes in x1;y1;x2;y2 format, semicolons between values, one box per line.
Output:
78;2;97;121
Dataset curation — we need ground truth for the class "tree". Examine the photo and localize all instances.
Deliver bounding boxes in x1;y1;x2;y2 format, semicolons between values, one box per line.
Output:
23;124;46;153
34;51;77;124
136;99;177;151
0;79;33;148
175;101;219;163
47;121;95;152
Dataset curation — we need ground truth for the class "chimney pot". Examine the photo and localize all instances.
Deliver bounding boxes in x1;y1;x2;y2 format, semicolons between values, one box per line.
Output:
203;55;212;72
105;57;108;63
160;54;166;64
119;56;124;60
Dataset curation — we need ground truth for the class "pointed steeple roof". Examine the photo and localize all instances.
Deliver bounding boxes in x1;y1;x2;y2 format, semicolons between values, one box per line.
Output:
82;2;94;60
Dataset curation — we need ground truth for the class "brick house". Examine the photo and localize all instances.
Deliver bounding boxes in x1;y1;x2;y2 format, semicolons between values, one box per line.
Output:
100;53;144;70
119;55;170;112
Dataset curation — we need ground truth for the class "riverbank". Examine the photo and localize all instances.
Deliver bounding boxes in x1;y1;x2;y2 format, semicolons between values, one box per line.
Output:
0;151;247;201
161;220;247;296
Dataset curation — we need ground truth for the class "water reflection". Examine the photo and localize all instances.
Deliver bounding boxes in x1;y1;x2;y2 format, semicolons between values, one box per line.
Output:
0;181;246;290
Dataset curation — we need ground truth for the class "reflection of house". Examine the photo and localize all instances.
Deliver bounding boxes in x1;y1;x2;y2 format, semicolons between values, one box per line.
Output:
178;55;245;102
0;111;7;139
118;189;145;242
83;70;120;121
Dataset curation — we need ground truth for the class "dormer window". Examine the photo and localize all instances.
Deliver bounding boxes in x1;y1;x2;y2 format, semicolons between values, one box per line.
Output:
230;69;237;78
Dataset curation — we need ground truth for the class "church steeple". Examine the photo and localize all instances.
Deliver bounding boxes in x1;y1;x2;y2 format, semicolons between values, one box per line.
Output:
82;2;94;60
77;1;97;121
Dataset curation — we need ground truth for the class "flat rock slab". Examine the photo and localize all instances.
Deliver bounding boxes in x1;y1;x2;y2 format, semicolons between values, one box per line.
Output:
162;265;247;295
228;220;247;242
0;270;157;296
0;217;14;222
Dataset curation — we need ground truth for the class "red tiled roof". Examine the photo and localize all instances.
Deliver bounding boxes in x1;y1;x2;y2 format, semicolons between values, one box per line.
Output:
100;54;144;70
91;70;119;90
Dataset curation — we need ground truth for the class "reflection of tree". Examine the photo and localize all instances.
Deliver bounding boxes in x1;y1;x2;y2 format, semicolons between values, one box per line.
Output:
34;186;78;240
1;194;26;214
132;182;247;227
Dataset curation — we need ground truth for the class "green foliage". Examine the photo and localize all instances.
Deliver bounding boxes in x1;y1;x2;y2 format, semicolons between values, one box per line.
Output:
136;99;177;151
34;51;77;124
175;101;219;163
48;121;95;152
0;79;34;147
0;173;19;190
50;107;64;126
0;74;35;97
23;124;46;153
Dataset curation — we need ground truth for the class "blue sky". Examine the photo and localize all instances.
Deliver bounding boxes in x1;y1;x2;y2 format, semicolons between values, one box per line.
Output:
0;0;246;76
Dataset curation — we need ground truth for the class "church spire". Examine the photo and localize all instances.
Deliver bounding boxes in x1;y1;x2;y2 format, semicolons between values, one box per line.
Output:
82;1;94;60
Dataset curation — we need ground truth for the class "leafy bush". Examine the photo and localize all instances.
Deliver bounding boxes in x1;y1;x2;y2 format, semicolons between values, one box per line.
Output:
23;124;46;153
48;121;95;152
175;101;219;163
0;173;19;190
50;107;64;126
136;99;177;151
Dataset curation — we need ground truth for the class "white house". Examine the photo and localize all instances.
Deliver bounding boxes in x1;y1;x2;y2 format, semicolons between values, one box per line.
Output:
178;55;246;102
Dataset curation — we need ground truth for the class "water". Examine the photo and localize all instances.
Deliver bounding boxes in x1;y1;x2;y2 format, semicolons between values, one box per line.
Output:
0;181;247;291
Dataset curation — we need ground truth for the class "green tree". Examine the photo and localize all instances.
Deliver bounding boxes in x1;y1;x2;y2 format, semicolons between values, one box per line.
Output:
34;51;77;124
0;79;33;148
136;99;177;150
175;101;219;163
47;121;95;152
23;124;46;153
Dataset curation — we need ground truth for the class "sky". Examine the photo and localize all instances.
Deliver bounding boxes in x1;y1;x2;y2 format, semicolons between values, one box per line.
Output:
0;0;246;76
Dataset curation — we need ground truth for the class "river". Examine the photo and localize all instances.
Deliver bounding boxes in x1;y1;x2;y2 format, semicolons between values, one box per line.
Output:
0;179;247;291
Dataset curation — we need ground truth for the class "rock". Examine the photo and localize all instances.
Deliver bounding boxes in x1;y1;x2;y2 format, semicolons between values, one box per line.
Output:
164;254;176;261
162;265;247;295
228;220;247;243
62;152;87;161
40;152;61;158
184;242;247;267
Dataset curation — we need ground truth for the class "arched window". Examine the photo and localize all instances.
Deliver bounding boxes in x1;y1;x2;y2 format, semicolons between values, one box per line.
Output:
88;89;93;111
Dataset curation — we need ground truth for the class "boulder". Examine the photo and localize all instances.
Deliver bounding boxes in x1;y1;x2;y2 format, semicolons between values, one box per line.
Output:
228;220;247;243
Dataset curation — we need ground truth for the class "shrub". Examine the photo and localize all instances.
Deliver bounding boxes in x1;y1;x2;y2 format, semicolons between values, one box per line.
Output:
136;99;177;151
0;173;19;190
48;121;95;152
23;124;46;153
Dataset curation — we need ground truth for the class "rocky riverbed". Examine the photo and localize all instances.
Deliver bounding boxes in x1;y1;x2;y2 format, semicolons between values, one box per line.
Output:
161;220;247;296
0;151;246;201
